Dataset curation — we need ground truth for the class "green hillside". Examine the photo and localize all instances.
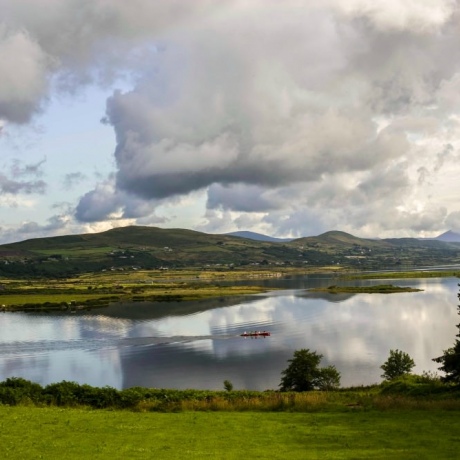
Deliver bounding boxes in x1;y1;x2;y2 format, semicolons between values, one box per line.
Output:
293;230;389;249
0;226;304;277
0;225;459;278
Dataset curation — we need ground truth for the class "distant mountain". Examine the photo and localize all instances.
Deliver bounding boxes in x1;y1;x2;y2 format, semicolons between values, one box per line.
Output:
0;225;460;278
435;230;460;243
224;231;294;243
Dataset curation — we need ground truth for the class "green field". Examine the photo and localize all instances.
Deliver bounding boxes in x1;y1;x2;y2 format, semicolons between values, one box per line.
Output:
0;406;459;459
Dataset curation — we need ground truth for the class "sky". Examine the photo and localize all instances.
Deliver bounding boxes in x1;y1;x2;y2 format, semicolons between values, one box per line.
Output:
1;0;460;244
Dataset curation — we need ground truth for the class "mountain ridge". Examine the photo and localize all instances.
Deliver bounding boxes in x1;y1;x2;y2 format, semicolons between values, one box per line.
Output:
224;231;294;243
0;225;459;278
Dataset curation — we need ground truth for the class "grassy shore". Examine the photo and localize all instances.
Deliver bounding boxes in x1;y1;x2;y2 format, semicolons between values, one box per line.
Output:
343;270;460;280
0;269;278;311
0;266;348;312
1;405;459;459
0;267;455;311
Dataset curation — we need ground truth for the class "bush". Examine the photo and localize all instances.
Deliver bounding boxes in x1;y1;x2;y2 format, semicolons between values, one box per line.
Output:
43;381;81;406
380;374;446;396
0;377;43;405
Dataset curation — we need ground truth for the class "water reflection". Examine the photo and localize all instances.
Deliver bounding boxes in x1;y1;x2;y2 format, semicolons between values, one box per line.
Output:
0;276;458;390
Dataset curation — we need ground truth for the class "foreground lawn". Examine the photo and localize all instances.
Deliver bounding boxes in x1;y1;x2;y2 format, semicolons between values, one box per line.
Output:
1;406;459;459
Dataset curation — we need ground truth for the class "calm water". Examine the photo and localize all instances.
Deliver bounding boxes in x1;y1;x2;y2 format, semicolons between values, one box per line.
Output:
0;275;458;390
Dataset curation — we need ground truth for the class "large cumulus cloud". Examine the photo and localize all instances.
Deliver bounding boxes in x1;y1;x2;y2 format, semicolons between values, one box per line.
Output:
3;0;460;238
96;1;460;236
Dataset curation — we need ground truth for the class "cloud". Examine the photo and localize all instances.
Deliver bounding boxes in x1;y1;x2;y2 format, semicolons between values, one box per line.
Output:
3;0;460;238
0;213;68;244
333;0;456;33
0;160;47;195
74;179;120;222
62;172;87;189
0;27;53;123
74;176;159;223
0;0;234;124
10;158;46;177
0;175;46;195
101;3;460;208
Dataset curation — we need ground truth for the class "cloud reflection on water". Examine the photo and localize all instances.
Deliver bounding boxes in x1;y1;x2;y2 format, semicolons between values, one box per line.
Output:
0;277;458;390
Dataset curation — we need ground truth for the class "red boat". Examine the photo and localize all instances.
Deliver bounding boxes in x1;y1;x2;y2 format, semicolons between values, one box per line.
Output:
240;331;271;337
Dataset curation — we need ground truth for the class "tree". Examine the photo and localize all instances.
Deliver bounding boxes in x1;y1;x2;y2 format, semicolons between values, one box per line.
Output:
433;286;460;384
380;349;415;380
279;349;341;391
316;365;342;390
223;380;233;391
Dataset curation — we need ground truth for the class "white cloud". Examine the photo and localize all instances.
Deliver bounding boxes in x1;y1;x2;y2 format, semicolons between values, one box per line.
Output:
3;0;460;239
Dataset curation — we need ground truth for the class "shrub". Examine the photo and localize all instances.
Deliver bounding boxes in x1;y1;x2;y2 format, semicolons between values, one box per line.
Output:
0;377;43;405
43;381;81;406
380;374;446;396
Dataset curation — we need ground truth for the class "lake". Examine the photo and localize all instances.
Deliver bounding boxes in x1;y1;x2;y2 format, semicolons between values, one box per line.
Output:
0;274;458;390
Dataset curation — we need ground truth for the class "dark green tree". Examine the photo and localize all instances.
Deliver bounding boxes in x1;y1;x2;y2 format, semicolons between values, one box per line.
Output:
433;286;460;384
316;365;342;390
380;349;415;380
279;349;341;391
223;380;233;391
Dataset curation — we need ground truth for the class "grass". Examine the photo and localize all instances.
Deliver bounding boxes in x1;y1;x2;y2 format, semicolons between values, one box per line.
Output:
0;406;459;459
0;267;454;311
343;270;460;280
0;285;268;308
0;270;275;311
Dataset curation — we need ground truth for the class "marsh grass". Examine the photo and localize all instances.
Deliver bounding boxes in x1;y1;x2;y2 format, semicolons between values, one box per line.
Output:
1;267;453;311
344;270;460;280
0;278;268;311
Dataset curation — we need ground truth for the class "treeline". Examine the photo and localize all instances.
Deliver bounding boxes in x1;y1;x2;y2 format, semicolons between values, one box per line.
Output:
0;376;459;412
0;377;302;411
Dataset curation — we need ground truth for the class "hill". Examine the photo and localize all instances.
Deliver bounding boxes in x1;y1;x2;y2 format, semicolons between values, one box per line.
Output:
224;231;294;243
0;226;303;277
435;230;460;242
0;226;459;277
